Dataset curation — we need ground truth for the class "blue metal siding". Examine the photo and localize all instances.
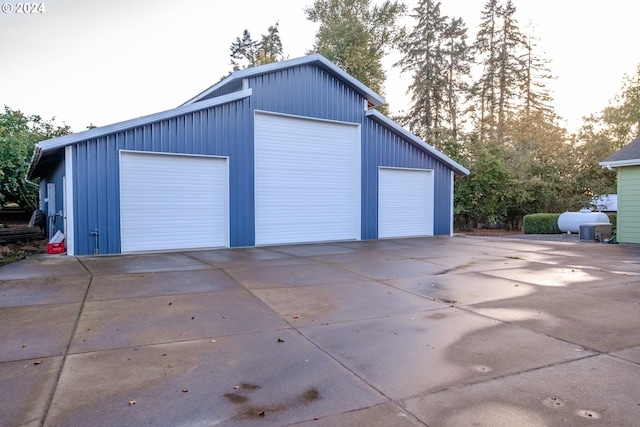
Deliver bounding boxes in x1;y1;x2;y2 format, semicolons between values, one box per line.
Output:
71;98;254;255
200;79;243;101
40;150;66;236
362;119;453;238
247;64;452;238
66;63;455;255
248;65;364;123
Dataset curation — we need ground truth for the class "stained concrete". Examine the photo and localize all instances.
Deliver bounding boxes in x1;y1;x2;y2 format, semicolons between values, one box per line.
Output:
1;236;639;426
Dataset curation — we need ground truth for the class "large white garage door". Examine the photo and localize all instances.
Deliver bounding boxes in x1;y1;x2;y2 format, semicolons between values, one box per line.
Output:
120;151;228;252
378;167;434;238
254;112;360;245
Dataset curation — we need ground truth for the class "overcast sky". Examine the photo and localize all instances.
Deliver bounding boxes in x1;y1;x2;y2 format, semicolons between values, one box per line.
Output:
2;0;639;133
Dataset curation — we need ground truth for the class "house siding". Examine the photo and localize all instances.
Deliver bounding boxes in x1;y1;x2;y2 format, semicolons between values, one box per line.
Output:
617;166;640;244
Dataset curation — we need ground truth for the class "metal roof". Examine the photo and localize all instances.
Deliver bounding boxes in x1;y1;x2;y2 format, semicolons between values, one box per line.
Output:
182;53;386;107
365;110;470;176
600;135;640;167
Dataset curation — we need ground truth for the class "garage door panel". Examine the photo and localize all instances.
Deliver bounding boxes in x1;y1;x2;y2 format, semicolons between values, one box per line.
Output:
379;168;434;238
255;113;360;245
120;152;228;252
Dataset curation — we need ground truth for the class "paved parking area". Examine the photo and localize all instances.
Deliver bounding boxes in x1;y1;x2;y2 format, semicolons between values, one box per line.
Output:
1;236;639;426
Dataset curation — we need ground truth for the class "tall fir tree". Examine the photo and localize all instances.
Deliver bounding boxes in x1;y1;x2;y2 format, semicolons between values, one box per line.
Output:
473;0;500;144
397;0;472;155
230;23;284;71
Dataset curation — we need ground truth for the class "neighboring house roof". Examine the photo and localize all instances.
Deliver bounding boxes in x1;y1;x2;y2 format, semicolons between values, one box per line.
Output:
182;53;386;108
599;135;640;167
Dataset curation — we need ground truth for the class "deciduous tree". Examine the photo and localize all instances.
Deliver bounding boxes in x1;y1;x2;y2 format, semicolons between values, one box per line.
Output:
305;0;406;109
0;106;70;211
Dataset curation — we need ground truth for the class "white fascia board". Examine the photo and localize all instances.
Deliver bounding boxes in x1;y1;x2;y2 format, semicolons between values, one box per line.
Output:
35;89;252;154
599;159;640;168
183;54;386;107
366;110;470;176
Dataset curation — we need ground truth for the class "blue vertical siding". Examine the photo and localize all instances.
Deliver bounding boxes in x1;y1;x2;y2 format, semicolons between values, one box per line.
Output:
249;65;364;123
40;150;66;236
65;63;455;255
71;97;254;255
362;119;453;238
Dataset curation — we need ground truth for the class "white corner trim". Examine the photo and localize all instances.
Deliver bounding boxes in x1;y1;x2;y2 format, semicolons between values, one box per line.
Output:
64;146;75;256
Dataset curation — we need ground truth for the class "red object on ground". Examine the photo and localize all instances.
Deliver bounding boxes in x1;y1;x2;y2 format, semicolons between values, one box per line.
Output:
47;242;65;254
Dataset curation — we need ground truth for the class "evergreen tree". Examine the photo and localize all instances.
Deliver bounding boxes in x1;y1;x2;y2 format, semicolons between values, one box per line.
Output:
396;0;447;141
441;16;473;153
230;23;284;71
472;0;528;145
397;1;472;155
495;0;526;144
520;28;554;121
472;0;500;144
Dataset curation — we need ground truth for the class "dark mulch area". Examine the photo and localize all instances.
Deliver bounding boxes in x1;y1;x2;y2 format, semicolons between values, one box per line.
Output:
457;228;580;242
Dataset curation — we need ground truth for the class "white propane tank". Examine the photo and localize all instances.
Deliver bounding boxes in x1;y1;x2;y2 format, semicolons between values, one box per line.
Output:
557;209;610;233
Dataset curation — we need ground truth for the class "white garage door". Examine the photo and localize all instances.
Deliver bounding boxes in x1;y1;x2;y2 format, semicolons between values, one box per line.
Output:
254;112;361;245
378;167;434;238
120;151;228;252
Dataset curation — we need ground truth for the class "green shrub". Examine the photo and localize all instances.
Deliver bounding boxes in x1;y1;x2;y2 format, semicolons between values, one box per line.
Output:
607;213;617;234
523;213;561;234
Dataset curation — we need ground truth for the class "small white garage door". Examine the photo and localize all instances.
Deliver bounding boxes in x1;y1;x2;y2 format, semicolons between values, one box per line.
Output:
378;167;434;238
254;112;361;245
120;151;228;252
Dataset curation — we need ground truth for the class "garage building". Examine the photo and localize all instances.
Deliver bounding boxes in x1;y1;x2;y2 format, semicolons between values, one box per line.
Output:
27;54;469;256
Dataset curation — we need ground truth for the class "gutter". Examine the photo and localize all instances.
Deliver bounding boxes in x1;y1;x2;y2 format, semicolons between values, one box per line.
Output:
25;145;43;182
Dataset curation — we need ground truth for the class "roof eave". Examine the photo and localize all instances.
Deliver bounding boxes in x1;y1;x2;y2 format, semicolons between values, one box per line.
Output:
365;110;470;176
25;146;43;181
599;159;640;168
34;89;252;156
28;89;252;179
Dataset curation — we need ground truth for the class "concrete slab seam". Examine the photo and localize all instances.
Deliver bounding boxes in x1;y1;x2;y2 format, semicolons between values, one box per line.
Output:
39;256;94;427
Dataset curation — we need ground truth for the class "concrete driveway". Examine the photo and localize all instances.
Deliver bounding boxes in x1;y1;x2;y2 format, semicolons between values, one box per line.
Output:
1;236;639;426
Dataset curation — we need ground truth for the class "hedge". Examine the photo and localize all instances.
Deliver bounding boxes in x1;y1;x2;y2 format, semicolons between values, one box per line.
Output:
523;213;561;234
607;213;617;234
